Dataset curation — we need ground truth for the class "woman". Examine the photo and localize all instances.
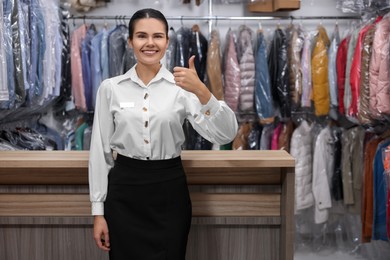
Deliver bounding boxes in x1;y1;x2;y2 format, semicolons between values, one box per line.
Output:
89;8;238;260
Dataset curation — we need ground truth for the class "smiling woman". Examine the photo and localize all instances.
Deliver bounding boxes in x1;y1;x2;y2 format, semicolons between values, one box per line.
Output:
88;8;238;260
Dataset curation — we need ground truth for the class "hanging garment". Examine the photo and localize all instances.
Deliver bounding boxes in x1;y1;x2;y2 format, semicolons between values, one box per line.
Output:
369;16;390;119
259;123;273;150
11;0;27;105
232;122;252;150
290;120;314;214
165;27;177;72
311;25;330;117
81;24;97;111
247;121;262;150
287;24;303;111
58;4;72;104
350;17;383;120
70;24;87;111
206;29;224;100
40;1;62;106
175;27;191;68
362;135;383;243
254;30;274;124
237;25;255;113
189;25;211;151
343;27;359;118
189;24;208;83
223;29;241;112
0;0;16;109
91;28;106;109
277;120;293;152
341;126;365;214
271;122;282;150
268;27;290;119
312;125;334;224
328;24;340;113
358;26;376;124
373;138;390;241
0;0;9;101
300;31;312;108
336;36;349;115
108;24;128;77
331;126;343;201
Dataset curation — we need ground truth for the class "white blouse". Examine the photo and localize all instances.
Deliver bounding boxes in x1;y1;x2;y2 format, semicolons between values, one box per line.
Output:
89;65;238;215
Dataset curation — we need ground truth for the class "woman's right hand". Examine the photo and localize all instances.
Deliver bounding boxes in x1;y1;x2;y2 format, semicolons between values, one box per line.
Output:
93;215;110;251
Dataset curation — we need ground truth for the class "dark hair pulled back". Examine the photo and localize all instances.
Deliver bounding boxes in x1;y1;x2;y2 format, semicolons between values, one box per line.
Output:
128;8;168;40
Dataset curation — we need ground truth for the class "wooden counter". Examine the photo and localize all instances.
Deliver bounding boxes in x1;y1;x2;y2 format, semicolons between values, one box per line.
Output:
0;150;295;260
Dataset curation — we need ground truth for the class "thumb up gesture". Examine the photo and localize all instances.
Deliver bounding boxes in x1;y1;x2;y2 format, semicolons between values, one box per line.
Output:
173;55;211;104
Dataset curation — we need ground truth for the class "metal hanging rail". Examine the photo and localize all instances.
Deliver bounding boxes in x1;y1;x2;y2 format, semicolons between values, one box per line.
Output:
68;14;361;21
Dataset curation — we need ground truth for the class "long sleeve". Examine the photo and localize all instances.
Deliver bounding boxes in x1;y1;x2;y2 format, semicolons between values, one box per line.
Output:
89;80;115;216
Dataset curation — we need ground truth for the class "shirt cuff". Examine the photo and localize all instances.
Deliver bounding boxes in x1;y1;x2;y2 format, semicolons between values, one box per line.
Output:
91;201;104;216
200;94;220;117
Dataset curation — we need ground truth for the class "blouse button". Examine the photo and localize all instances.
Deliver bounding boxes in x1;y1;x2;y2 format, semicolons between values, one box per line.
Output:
144;139;149;144
205;110;210;116
143;107;148;112
145;121;148;128
144;93;149;99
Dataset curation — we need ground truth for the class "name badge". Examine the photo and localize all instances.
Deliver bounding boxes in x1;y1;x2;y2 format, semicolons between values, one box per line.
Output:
120;102;135;109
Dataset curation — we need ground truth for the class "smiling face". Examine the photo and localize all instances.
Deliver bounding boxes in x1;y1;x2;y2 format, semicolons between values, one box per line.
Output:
128;18;169;68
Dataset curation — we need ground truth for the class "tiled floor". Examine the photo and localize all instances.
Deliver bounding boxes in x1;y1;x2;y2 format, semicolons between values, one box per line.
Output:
295;251;365;260
294;240;390;260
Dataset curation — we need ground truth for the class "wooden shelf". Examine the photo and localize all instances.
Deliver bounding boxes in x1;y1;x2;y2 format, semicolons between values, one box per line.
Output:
247;0;300;12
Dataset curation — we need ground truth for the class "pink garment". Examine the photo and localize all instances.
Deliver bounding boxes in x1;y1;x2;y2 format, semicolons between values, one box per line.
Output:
271;123;282;150
223;29;241;112
349;16;383;119
71;25;87;111
369;16;390;118
237;25;255;112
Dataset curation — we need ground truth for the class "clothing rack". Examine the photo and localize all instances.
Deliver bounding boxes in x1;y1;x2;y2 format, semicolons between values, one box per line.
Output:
69;14;361;34
69;14;361;21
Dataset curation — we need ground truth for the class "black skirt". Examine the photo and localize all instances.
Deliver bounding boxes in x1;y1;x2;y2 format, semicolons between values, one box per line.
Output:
104;154;192;260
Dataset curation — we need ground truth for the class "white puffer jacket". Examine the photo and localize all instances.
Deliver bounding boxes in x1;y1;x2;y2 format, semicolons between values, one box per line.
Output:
290;120;314;214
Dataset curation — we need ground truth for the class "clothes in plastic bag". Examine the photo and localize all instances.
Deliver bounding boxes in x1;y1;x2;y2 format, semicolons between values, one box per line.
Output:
286;24;304;111
312;125;334;224
383;145;390;240
175;27;191;68
232;121;252;150
0;0;9;101
189;24;208;83
206;29;224;100
290;120;314;214
336;35;349;115
300;31;312;109
268;27;290;119
247;121;262;150
358;26;376;124
164;27;177;72
223;29;241;112
0;0;15;109
254;30;274;124
311;25;330;117
368;16;390;119
108;24;128;77
237;25;255;113
372;138;390;241
328;24;340;118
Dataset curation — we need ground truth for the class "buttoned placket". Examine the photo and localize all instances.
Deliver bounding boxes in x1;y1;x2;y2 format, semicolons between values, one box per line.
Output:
142;88;151;159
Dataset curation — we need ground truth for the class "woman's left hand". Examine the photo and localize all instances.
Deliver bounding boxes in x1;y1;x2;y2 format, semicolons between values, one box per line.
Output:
173;55;211;105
